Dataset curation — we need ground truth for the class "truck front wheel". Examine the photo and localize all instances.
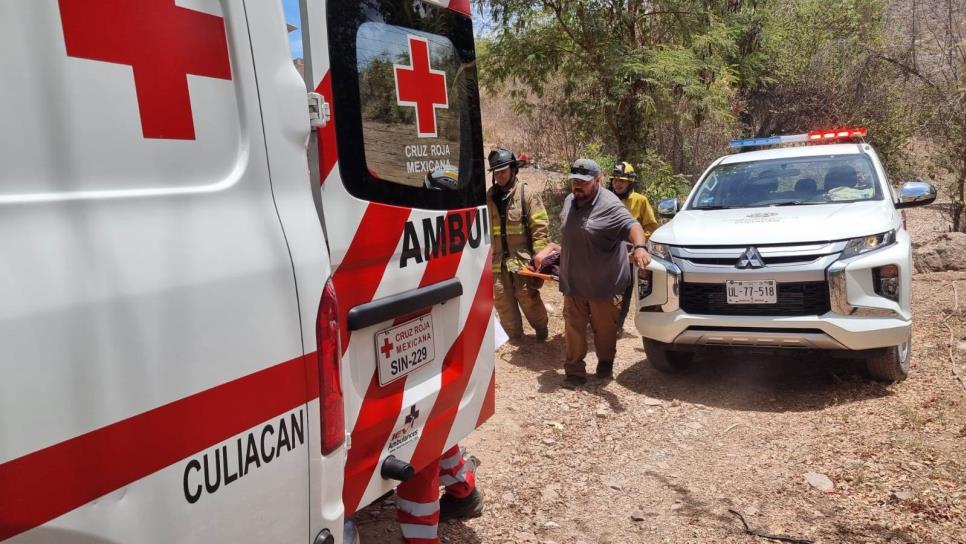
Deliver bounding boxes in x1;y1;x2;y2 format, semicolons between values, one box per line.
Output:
643;339;693;373
865;336;911;382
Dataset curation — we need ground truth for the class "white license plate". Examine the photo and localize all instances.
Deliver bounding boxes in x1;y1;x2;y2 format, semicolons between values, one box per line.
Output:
375;314;436;386
726;280;777;304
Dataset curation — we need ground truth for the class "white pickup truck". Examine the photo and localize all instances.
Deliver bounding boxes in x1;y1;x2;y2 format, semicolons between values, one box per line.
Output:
636;128;936;382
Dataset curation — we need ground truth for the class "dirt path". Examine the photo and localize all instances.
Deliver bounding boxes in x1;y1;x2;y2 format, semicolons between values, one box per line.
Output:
357;197;966;544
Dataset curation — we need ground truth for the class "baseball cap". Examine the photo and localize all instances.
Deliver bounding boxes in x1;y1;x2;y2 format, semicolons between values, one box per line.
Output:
568;158;601;182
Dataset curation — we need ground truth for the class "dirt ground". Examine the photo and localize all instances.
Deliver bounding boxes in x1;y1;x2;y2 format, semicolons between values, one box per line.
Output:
358;173;966;543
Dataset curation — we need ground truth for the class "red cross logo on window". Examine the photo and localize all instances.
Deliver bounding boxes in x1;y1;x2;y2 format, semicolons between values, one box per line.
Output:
380;337;394;359
58;0;233;140
394;36;448;138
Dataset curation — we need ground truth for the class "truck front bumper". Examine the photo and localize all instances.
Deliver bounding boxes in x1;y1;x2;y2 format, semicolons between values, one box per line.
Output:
634;239;912;351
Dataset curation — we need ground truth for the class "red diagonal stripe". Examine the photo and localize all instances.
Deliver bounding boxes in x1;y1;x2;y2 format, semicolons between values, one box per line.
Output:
314;71;338;182
476;365;496;428
342;209;477;515
331;203;411;354
448;0;472;16
410;258;493;471
0;354;316;541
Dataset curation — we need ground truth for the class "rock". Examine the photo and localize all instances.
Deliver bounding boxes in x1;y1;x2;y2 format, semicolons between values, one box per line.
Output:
543;521;560;529
644;397;663;406
670;399;681;407
596;409;608;418
892;490;914;501
804;472;834;493
913;232;966;272
670;501;684;511
631;512;646;521
542;437;557;445
958;341;966;353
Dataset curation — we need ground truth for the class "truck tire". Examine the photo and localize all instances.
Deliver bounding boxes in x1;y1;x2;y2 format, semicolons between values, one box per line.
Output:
643;339;693;373
865;337;911;382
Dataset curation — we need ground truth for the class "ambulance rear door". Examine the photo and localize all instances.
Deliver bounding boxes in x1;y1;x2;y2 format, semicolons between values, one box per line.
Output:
300;0;496;515
0;2;312;542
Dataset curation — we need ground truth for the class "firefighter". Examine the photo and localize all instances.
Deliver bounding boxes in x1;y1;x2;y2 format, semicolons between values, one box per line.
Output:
395;446;482;544
486;148;551;341
608;161;659;335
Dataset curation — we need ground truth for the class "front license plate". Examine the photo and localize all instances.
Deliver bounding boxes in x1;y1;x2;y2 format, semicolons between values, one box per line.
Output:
376;314;436;386
726;280;777;304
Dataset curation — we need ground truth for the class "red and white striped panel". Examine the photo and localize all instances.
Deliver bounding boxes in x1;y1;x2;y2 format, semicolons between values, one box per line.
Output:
421;0;472;17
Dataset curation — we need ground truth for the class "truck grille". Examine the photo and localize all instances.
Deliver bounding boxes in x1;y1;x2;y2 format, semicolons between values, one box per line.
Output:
680;281;831;316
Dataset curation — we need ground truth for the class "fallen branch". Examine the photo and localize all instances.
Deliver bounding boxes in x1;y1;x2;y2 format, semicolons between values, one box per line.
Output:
723;422;747;434
728;509;815;544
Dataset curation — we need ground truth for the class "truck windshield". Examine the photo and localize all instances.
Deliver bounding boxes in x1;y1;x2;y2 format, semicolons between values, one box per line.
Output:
689;155;883;210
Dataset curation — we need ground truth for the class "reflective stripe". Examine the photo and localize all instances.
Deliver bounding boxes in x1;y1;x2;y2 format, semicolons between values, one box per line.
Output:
439;450;462;470
396;498;440;517
440;464;468;486
530;209;549;221
400;523;438;539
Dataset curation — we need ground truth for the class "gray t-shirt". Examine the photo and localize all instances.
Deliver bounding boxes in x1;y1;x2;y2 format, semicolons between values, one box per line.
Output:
559;188;636;299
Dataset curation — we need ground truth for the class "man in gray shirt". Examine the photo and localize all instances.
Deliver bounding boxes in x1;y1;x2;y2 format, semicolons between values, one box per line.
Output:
555;158;650;387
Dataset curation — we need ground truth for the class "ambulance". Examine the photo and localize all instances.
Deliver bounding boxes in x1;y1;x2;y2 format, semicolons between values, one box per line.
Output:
0;1;493;543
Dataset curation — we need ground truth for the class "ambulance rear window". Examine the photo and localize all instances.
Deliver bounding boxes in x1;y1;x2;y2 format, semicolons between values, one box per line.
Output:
328;1;485;210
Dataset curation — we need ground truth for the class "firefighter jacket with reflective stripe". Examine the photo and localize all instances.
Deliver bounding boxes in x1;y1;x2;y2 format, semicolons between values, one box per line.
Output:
622;190;659;238
487;182;550;273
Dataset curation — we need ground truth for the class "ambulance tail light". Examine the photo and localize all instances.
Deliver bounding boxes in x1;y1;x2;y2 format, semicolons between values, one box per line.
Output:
317;278;345;456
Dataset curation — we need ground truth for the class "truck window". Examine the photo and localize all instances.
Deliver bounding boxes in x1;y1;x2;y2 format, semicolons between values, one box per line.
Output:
691;155;883;209
327;0;485;210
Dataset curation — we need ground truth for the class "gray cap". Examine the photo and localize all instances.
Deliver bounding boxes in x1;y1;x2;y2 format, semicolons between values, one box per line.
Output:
568;158;601;181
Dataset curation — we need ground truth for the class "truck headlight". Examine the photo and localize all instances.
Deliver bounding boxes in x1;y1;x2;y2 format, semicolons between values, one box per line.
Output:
646;240;671;261
841;230;896;259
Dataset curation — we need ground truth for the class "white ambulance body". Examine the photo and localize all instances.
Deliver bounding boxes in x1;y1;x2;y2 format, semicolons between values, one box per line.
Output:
0;1;493;542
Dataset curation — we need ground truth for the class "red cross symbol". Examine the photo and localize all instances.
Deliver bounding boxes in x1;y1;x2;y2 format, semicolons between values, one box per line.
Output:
394;36;448;138
380;337;394;359
58;0;233;140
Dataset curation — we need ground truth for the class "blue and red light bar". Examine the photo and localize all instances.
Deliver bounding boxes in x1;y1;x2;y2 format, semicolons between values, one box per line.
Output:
729;127;868;149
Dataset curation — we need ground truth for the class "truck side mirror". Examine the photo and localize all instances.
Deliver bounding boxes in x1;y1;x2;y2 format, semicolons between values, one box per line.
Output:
895;180;937;209
658;198;679;218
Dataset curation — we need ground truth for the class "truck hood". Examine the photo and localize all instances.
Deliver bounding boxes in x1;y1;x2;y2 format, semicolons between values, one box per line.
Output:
653;201;898;246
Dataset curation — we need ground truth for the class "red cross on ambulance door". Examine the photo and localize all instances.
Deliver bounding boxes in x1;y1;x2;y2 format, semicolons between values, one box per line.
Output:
394;36;449;138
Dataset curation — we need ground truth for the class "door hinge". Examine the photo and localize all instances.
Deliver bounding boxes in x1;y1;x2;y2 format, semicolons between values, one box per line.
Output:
308;92;330;129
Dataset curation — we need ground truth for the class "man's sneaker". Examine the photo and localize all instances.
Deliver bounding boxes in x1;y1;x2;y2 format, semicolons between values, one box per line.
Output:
595;361;614;379
562;374;587;389
439;488;484;520
535;326;549;342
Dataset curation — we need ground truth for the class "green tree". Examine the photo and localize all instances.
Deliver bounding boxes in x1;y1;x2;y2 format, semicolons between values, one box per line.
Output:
477;0;761;166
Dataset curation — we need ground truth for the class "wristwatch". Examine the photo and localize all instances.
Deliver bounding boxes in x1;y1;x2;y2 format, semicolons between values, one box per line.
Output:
632;244;648;251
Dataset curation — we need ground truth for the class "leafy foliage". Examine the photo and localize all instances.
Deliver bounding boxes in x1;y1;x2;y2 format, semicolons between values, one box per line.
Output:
478;0;965;232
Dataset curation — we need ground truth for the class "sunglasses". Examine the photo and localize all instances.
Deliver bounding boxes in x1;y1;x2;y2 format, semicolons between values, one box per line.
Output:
570;166;598;176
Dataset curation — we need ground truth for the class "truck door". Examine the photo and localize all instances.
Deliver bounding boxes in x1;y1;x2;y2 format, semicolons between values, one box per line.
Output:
300;0;495;515
0;2;311;542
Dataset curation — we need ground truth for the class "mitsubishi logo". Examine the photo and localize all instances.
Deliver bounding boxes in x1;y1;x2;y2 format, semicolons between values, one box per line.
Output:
736;247;765;269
